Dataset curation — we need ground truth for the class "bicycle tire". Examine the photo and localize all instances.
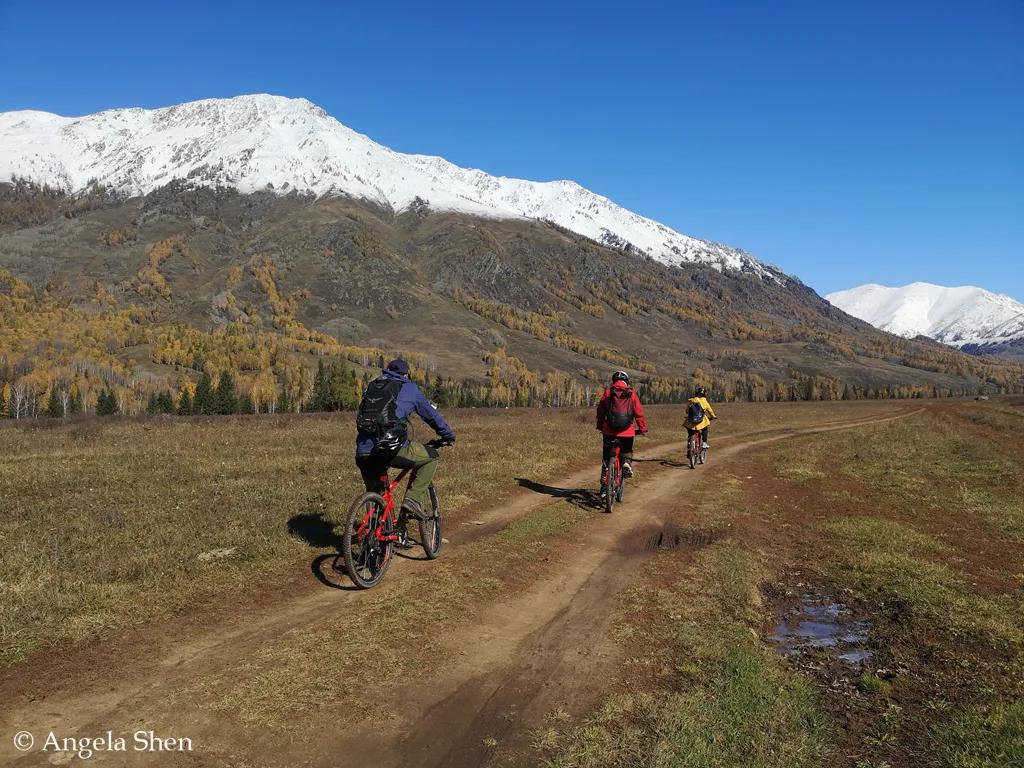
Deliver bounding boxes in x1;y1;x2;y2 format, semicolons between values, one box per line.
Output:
605;459;617;513
688;435;697;469
419;483;443;559
700;446;707;465
343;492;394;589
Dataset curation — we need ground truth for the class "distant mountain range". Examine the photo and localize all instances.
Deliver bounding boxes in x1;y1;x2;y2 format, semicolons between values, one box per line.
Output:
826;282;1024;360
0;94;772;279
1;95;1021;409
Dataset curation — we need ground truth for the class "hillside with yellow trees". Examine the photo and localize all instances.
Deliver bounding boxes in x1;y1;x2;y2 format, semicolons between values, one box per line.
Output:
0;179;1020;418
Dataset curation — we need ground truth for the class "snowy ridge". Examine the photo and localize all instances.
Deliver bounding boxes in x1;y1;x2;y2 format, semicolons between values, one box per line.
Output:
826;282;1024;349
0;94;774;278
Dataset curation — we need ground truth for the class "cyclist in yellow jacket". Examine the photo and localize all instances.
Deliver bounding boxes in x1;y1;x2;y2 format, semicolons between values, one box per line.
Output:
684;386;717;449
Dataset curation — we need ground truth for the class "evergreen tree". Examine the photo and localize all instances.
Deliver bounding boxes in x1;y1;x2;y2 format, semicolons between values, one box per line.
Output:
46;386;63;418
97;389;118;416
329;359;355;410
238;391;255;415
69;387;82;415
158;391;176;414
278;382;292;414
177;390;193;416
0;386;5;418
146;392;160;415
309;360;329;412
215;371;238;415
193;372;214;414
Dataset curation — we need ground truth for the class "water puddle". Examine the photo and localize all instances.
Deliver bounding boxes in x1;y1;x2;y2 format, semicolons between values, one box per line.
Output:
769;595;872;666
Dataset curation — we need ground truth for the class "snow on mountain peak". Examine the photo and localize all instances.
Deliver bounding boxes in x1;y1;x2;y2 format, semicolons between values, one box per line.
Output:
0;94;776;279
826;282;1024;349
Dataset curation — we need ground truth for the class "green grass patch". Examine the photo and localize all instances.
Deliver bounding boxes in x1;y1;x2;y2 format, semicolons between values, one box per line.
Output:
827;517;1021;649
543;543;832;768
937;699;1024;768
959;486;1024;541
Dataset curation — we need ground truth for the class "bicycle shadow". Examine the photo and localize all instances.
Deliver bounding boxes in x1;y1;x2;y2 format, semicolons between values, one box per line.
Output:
310;552;362;590
632;455;688;469
515;478;604;511
287;511;362;591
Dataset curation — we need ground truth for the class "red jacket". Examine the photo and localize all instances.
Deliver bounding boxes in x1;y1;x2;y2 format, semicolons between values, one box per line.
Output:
596;381;647;437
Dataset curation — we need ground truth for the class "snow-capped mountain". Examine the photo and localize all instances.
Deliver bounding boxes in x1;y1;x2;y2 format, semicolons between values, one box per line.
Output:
0;94;774;278
826;282;1024;350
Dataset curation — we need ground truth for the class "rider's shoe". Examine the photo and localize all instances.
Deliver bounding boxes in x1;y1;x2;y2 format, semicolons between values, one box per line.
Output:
622;462;634;478
395;520;414;549
401;499;430;521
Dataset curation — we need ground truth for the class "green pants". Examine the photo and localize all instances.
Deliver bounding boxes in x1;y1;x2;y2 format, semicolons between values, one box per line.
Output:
357;441;437;509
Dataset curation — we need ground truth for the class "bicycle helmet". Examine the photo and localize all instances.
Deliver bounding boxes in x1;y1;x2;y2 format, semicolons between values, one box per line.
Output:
372;427;407;457
694;386;707;398
612;370;630;385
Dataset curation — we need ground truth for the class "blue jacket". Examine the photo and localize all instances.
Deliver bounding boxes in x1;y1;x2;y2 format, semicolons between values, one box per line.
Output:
355;369;455;455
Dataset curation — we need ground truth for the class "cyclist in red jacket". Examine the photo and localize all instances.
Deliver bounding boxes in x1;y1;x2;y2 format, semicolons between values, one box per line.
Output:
596;371;647;497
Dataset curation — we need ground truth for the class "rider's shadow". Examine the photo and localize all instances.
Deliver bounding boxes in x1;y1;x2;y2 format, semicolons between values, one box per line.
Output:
286;511;360;591
287;511;344;549
515;478;604;511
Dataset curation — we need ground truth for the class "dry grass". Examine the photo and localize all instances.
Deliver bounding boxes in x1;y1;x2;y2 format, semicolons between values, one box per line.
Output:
541;401;1024;768
0;400;900;667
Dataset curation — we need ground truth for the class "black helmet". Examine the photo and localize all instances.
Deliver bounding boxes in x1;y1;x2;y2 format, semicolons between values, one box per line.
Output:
612;370;630;384
372;427;407;457
695;386;707;398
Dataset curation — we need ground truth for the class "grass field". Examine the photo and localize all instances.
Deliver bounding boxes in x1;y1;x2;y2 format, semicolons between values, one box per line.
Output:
0;400;894;668
3;399;1019;767
537;401;1023;768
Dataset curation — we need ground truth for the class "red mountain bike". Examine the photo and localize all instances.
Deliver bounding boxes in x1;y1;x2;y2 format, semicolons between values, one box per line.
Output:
602;438;627;513
342;439;450;589
687;429;707;469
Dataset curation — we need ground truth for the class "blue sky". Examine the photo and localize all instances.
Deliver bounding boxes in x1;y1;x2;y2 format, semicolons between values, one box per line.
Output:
1;0;1021;300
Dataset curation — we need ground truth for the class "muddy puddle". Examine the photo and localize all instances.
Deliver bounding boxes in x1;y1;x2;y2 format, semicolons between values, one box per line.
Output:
769;595;873;666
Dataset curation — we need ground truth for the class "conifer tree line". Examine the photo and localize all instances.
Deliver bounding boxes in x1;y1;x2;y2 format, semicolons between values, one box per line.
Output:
0;350;1014;422
4;262;1022;421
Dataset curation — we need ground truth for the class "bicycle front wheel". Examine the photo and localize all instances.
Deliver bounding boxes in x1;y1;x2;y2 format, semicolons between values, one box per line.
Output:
419;483;443;559
343;493;394;589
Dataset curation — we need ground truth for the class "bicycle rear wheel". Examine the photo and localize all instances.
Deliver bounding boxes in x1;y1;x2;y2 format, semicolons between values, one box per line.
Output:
343;493;394;589
605;460;617;513
688;435;698;469
419;483;443;559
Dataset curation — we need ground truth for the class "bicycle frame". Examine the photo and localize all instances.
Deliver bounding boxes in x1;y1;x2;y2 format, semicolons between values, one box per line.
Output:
604;439;624;488
356;466;417;544
603;440;622;477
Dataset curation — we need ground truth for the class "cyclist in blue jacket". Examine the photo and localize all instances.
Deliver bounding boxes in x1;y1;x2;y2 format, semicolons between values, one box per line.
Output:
355;359;455;520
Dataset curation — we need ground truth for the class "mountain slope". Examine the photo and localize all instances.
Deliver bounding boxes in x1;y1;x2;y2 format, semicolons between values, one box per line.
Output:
2;180;1021;413
0;94;771;278
826;282;1024;354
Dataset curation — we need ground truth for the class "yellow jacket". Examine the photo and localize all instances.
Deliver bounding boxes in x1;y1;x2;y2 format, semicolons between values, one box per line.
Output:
684;396;716;430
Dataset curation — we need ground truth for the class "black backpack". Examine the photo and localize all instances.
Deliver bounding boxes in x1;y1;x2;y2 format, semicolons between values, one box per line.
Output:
357;378;404;438
687;400;705;425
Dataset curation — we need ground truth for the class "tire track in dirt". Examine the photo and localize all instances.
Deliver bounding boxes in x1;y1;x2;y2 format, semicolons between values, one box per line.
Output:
0;407;922;766
274;407;925;768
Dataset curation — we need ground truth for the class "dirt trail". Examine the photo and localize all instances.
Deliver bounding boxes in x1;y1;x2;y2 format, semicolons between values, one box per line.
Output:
0;407;921;767
307;407;923;768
